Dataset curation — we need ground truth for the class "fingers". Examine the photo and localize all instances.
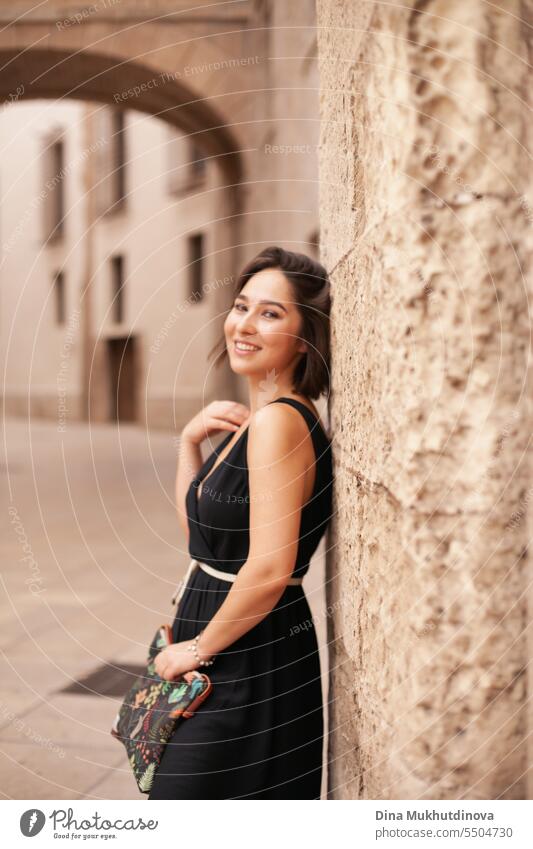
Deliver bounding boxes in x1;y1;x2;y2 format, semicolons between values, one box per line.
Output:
154;652;169;679
156;660;172;681
219;402;251;431
196;402;250;440
154;643;195;680
212;401;250;428
210;417;242;432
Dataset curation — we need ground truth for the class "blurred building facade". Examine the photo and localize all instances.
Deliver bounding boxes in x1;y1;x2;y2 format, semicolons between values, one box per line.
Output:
0;0;321;430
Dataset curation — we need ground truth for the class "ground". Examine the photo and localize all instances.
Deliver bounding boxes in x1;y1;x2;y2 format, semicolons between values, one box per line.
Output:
1;416;328;799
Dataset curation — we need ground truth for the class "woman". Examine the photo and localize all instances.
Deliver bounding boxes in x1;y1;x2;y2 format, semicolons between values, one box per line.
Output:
149;245;333;800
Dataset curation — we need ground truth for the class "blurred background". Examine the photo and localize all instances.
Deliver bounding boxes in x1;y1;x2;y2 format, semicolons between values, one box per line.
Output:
0;0;331;801
1;0;532;803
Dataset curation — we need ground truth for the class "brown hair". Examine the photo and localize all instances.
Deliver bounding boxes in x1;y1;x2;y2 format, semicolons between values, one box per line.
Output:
208;245;331;400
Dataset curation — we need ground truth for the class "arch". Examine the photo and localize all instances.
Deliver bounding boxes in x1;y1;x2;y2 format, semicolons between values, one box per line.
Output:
0;45;244;417
0;48;243;184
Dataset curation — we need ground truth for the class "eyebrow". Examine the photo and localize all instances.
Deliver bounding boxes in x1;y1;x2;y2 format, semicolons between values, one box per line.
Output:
234;293;288;314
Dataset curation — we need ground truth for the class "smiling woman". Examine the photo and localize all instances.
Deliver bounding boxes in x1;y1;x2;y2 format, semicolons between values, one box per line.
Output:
213;245;331;399
148;246;333;800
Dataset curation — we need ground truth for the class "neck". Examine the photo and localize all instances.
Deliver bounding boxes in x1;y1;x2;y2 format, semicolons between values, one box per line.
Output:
245;376;297;415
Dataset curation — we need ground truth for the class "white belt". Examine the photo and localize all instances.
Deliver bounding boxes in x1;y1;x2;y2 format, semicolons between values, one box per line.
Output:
171;558;304;606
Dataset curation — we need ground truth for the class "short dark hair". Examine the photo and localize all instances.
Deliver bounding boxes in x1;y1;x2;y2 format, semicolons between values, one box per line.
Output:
208;245;331;399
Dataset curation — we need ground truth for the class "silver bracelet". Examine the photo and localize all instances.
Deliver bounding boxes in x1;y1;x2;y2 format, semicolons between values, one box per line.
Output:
187;629;215;667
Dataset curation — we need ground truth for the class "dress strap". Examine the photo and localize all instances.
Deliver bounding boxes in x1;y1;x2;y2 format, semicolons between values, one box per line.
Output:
266;397;329;442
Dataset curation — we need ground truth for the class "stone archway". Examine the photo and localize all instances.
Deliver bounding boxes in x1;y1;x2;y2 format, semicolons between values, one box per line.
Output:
0;47;242;183
0;43;247;418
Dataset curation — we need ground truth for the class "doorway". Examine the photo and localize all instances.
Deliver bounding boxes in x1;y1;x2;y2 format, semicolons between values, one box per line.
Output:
106;335;137;422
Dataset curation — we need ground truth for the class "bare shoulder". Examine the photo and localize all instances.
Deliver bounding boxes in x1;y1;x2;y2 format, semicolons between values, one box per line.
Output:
248;401;311;460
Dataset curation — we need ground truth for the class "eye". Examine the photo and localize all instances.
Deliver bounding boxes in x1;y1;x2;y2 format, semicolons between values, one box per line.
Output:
233;302;279;319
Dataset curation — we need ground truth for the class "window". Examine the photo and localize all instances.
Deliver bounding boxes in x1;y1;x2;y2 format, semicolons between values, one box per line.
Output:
111;110;126;206
53;270;66;324
189;141;206;183
94;107;127;214
42;137;65;242
166;129;207;195
188;233;204;302
111;255;125;323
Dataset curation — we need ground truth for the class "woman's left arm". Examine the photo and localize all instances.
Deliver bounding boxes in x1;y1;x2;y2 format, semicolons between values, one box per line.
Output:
154;403;311;679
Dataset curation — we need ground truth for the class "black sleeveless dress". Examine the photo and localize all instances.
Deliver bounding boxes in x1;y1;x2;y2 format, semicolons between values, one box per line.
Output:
148;397;333;800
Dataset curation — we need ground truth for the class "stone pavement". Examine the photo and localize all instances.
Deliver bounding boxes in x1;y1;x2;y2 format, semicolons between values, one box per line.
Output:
1;417;329;800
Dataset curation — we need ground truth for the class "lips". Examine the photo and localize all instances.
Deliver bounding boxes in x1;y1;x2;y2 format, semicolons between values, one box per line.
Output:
234;340;261;352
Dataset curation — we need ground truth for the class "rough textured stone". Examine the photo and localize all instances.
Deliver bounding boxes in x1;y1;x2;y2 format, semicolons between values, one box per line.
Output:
318;0;532;799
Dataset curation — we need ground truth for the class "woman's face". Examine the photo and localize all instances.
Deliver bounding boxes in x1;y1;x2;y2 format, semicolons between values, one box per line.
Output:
224;268;307;382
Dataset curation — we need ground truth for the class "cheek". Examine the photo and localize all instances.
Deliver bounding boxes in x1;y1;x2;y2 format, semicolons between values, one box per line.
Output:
262;322;299;348
224;314;235;336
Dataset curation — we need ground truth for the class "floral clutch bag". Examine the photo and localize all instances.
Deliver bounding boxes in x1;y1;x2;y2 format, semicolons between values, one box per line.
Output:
110;623;213;794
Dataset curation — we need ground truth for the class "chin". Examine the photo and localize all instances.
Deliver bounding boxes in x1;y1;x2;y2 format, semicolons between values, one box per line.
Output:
227;353;251;372
229;362;250;375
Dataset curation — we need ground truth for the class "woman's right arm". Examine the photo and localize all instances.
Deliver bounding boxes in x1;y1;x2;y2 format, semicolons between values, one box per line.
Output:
175;435;203;541
175;400;250;541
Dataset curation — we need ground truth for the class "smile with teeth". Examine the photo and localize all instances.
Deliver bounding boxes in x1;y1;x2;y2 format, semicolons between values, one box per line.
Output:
234;340;261;352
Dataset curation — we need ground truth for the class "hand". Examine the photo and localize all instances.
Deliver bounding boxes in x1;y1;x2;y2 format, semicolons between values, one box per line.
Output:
153;639;212;681
181;400;250;446
153;640;198;680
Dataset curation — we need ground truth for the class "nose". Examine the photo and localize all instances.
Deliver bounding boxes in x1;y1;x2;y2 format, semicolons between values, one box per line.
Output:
237;309;257;335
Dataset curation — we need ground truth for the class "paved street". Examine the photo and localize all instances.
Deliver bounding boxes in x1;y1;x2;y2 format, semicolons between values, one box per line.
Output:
1;417;329;799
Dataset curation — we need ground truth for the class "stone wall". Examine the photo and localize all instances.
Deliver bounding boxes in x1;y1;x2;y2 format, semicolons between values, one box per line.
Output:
317;0;532;798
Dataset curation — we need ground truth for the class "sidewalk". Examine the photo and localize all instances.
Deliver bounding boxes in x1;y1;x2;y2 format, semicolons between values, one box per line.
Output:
1;416;329;799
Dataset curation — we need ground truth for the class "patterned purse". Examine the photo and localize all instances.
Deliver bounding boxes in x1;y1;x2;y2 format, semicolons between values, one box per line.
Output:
110;623;213;794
